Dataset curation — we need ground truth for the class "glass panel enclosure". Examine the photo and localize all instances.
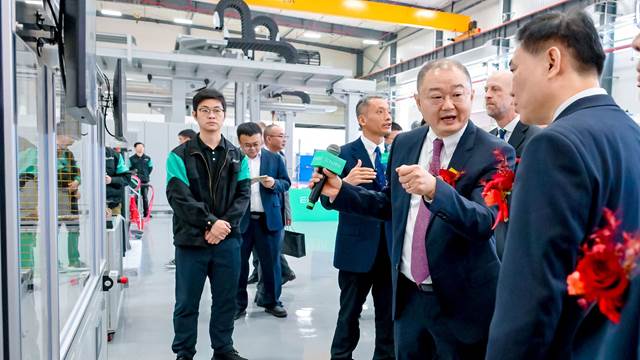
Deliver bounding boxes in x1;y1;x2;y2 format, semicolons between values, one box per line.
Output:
15;36;47;360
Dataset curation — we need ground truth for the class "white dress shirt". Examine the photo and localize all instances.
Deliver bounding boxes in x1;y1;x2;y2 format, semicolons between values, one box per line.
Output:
496;115;520;143
248;152;265;213
400;123;467;284
552;88;608;122
360;135;385;166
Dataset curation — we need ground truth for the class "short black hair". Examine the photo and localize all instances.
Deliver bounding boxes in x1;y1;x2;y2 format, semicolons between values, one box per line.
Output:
192;88;226;111
355;96;385;118
178;129;197;140
391;122;403;131
133;142;144;148
516;11;605;75
236;122;262;139
417;59;472;91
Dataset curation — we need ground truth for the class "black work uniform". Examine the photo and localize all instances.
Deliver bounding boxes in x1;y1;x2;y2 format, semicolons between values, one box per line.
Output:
129;153;153;217
166;135;250;360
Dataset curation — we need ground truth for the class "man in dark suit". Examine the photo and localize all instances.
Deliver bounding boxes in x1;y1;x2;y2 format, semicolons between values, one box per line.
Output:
487;11;640;359
248;124;296;286
326;96;394;360
235;122;291;319
313;59;515;359
485;70;541;259
486;71;541;158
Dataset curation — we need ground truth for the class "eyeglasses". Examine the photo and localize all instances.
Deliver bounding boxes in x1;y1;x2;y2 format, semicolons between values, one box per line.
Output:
197;107;224;116
269;134;289;139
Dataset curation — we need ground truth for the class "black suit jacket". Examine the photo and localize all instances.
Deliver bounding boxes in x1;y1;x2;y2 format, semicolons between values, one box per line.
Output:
487;95;640;359
327;121;515;344
324;138;386;273
490;120;541;158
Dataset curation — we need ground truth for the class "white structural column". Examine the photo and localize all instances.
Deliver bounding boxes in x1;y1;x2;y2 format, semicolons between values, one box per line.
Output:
248;83;261;123
344;93;361;143
171;79;187;123
235;82;248;125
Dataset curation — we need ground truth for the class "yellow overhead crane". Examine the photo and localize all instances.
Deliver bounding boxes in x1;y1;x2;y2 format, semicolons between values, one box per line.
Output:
243;0;472;33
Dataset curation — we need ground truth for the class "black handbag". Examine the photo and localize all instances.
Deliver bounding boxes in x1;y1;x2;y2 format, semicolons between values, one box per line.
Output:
282;229;306;258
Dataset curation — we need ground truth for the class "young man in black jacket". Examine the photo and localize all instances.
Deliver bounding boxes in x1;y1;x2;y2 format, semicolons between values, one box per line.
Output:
166;88;250;360
129;142;153;217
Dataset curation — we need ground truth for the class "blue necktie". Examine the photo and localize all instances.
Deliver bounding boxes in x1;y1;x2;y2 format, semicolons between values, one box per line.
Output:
374;147;386;190
498;129;507;140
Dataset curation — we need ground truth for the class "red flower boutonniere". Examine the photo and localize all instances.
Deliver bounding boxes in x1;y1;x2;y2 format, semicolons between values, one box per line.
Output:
439;168;464;187
482;149;515;229
567;208;640;324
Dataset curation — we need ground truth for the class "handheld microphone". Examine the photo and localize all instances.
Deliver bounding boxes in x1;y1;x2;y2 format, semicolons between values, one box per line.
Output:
306;144;345;210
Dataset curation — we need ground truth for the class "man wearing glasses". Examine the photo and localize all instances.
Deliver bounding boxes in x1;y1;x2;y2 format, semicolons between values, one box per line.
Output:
245;124;296;290
235;122;291;319
167;88;250;360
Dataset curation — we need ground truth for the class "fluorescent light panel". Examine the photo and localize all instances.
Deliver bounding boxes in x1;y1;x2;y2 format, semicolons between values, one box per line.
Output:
303;31;321;39
24;0;42;5
174;18;193;25
101;9;123;17
362;39;379;45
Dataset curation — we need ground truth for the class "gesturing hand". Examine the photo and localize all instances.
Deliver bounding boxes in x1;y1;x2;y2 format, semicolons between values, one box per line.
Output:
343;159;376;186
396;165;437;199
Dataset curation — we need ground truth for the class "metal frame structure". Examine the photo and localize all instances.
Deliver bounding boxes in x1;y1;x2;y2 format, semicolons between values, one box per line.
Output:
97;47;353;90
363;0;601;82
0;1;17;357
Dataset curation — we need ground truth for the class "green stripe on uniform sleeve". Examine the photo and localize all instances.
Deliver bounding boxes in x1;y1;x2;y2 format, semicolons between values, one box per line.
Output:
116;154;129;174
166;152;190;186
238;155;250;181
148;158;153;168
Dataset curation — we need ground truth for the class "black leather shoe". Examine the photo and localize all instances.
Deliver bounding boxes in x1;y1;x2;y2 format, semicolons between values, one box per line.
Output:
212;348;247;360
176;356;192;360
265;305;287;318
234;309;246;320
281;272;296;285
247;272;258;285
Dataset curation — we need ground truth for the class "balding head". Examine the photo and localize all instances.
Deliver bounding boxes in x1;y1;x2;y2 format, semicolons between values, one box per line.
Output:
264;124;287;152
484;70;517;127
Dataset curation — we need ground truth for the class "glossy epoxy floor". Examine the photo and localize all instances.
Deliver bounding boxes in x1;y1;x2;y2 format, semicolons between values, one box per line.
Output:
107;214;379;360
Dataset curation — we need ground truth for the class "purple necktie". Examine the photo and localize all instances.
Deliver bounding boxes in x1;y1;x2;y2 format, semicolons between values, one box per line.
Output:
411;138;444;284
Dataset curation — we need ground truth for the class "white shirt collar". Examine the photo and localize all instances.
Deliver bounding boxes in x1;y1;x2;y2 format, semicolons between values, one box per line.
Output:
426;121;468;156
360;135;384;155
552;88;608;122
500;115;520;133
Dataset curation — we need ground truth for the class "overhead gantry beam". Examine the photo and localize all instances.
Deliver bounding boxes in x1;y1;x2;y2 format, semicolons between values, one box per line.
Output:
100;0;394;40
244;0;472;32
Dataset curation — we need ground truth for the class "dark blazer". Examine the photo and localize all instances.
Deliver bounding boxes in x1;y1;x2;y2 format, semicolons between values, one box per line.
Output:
487;95;640;360
328;121;515;344
240;149;291;233
326;138;387;273
490;120;541;158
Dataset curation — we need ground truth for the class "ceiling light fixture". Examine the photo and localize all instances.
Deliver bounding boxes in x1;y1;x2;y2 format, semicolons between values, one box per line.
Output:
100;9;123;17
344;0;366;10
303;31;322;39
173;18;193;25
24;0;43;5
362;39;379;45
416;9;436;19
